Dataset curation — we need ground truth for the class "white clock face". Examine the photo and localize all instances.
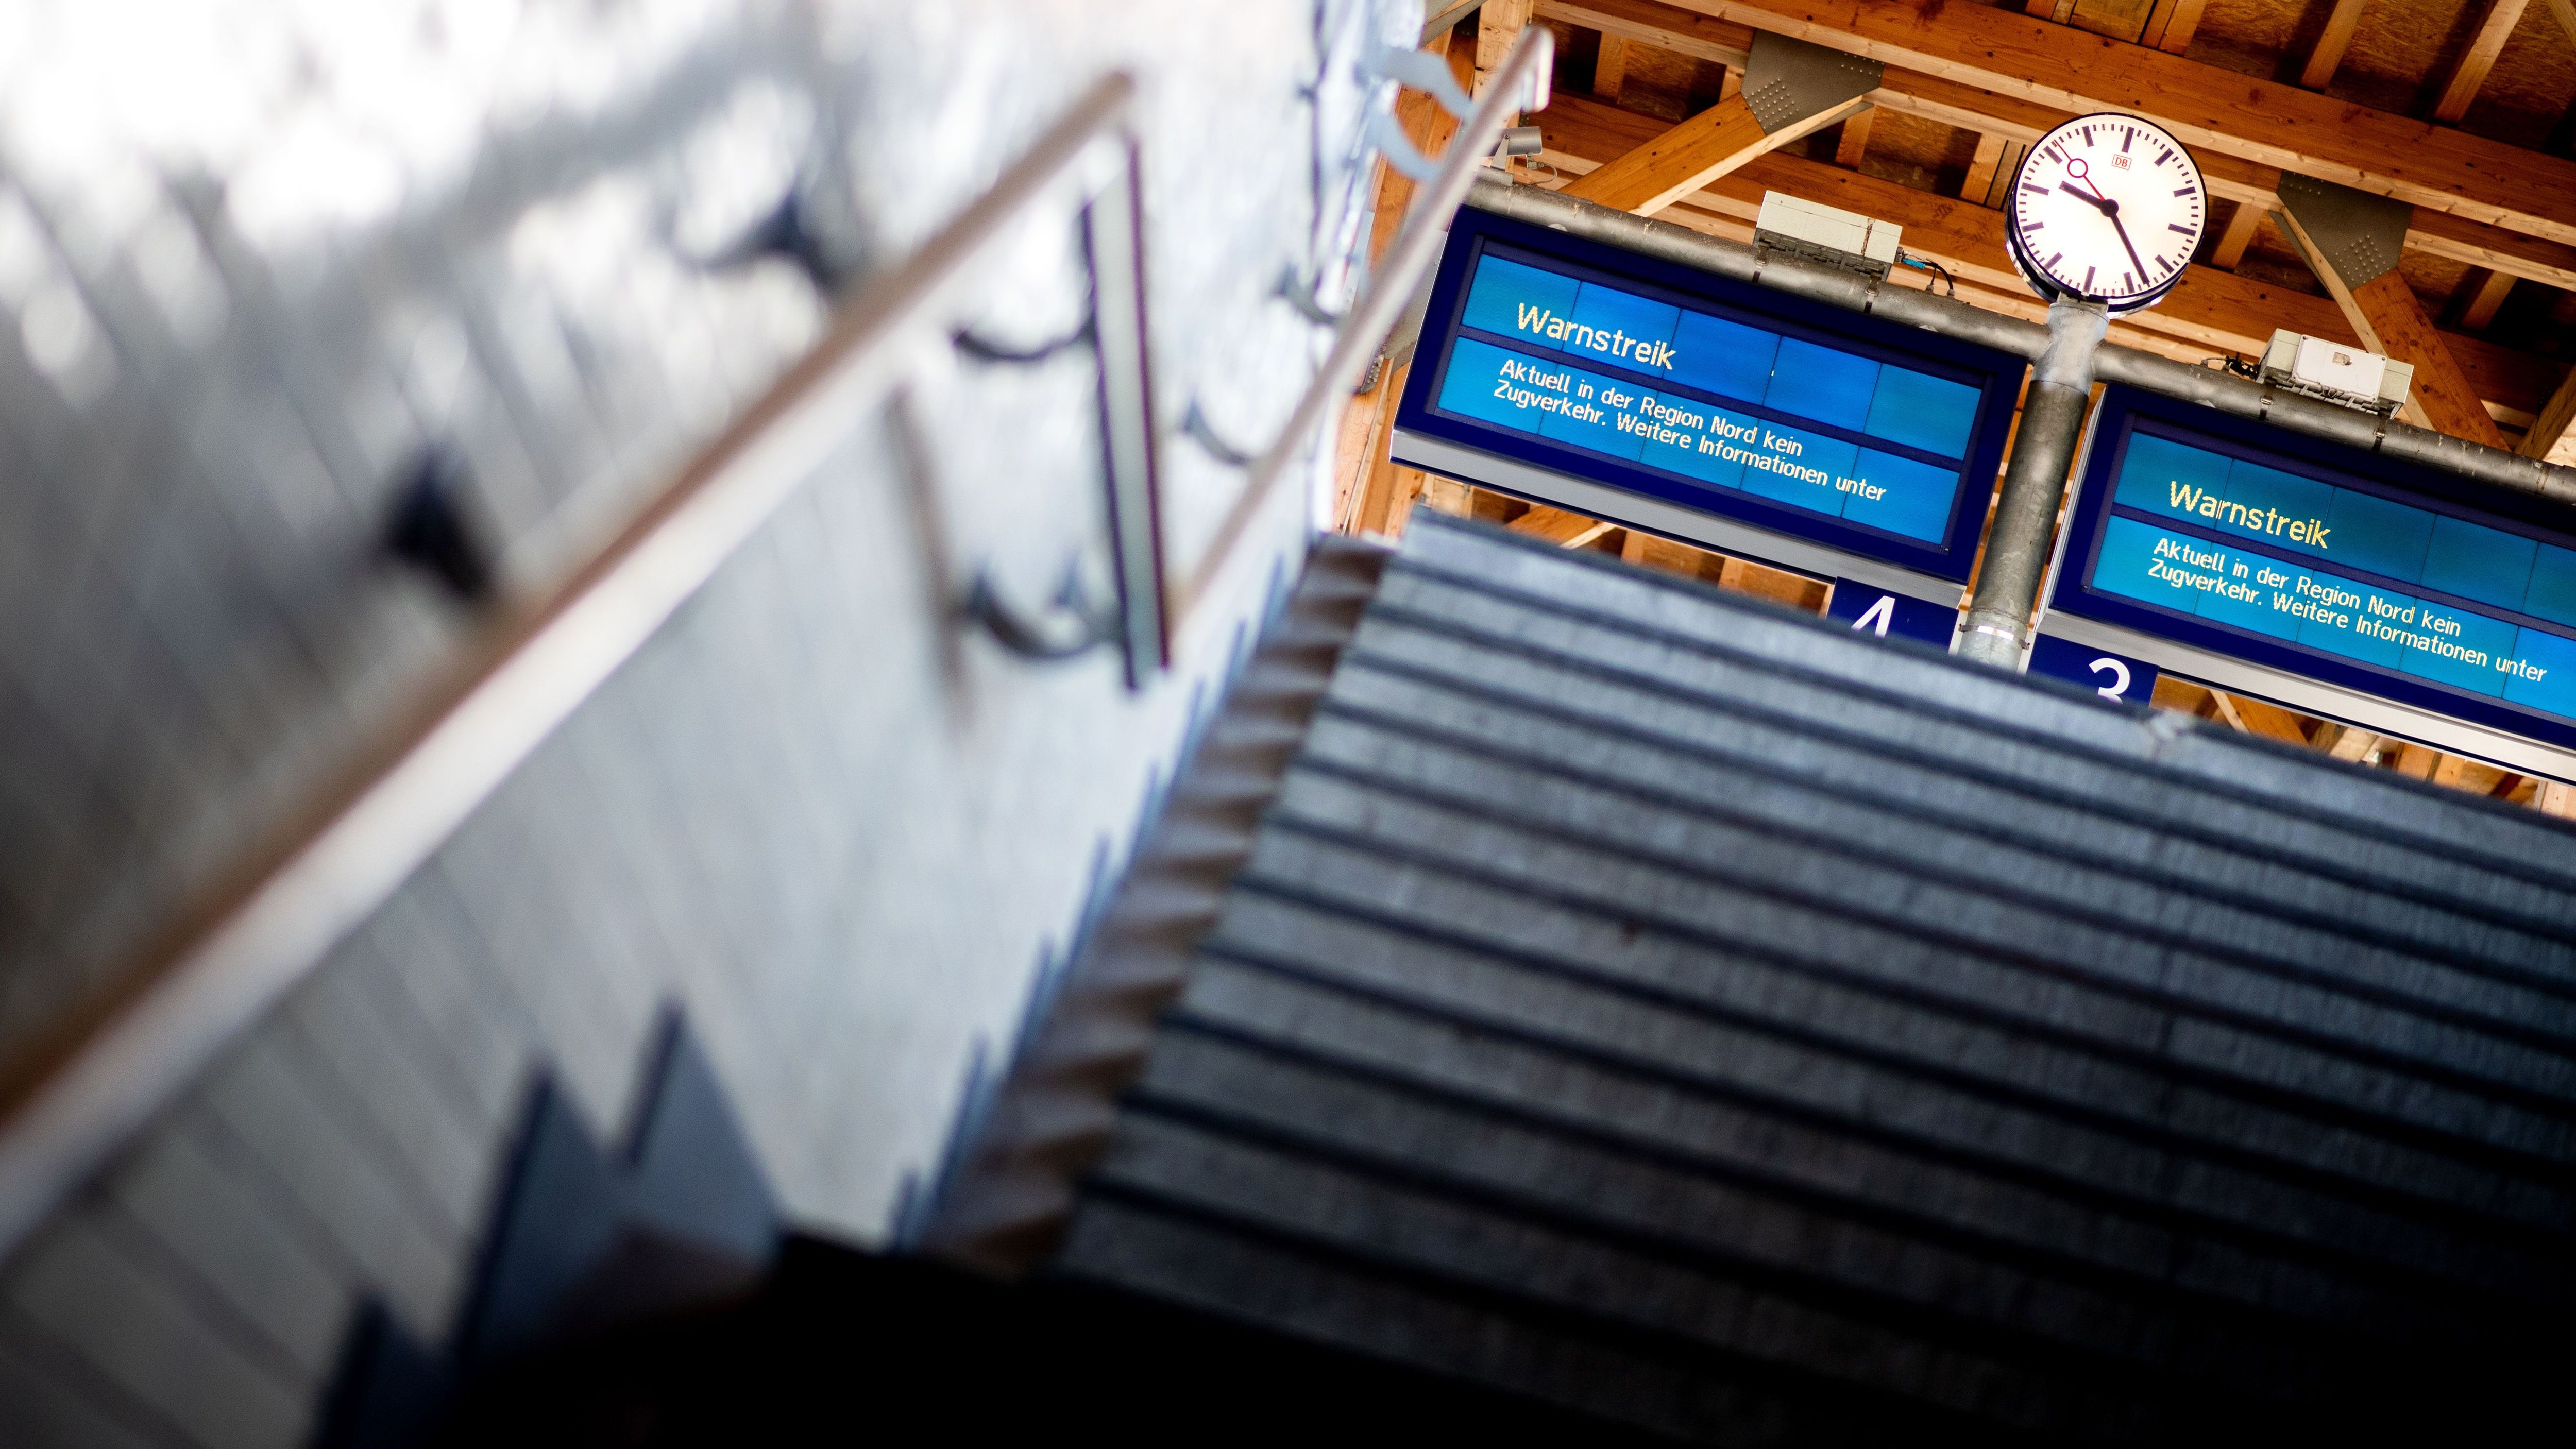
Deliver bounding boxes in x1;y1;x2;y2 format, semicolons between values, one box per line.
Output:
2006;114;2207;315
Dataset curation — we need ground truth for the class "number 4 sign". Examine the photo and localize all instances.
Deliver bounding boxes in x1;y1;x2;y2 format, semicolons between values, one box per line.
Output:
1827;579;1959;650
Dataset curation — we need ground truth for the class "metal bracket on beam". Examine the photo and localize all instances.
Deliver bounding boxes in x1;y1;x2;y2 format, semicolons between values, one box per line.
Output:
1741;32;1884;134
2276;173;2409;289
1420;0;1483;46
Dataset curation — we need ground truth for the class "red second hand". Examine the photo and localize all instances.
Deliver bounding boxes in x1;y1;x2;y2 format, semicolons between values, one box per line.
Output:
2067;156;2111;204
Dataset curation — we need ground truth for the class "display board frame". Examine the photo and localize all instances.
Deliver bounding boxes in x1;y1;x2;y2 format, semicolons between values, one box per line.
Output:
1389;205;2026;593
2046;384;2576;778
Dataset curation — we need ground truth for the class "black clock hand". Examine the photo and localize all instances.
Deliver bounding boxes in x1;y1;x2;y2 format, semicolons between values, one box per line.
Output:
2105;208;2150;287
2054;178;2150;287
2057;182;2113;213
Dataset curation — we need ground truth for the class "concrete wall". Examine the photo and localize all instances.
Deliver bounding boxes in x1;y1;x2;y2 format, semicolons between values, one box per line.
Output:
0;1;1413;1442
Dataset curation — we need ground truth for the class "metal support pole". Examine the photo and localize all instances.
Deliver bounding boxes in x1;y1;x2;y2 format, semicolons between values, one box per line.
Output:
1957;298;2106;669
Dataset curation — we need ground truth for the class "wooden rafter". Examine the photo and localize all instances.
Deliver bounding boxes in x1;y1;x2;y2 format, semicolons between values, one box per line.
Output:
1562;92;1863;214
1866;70;2576;290
1834;107;1875;169
1958;133;2007;202
1541;0;1739;64
2433;0;2534;124
2461;269;2518;329
2299;0;2369;90
1595;33;1631;98
2521;368;2576;463
1980;141;2029;208
1535;94;2565;425
1597;0;2576;248
1476;0;1536;99
2270;200;2510;446
2353;276;2511;444
1509;505;1619;546
2140;0;2208;53
2208;690;2312;744
2210;203;2265;270
1533;0;2576;292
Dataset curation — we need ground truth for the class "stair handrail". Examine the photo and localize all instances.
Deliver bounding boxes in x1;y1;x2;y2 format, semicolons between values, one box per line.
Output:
1174;25;1554;621
0;74;1148;1260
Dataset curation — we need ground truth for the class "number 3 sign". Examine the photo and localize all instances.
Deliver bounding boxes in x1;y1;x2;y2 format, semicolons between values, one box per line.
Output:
2027;634;2158;705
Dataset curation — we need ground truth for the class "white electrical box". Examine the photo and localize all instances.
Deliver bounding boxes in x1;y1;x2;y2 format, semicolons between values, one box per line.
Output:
2257;329;2414;415
1754;192;1900;280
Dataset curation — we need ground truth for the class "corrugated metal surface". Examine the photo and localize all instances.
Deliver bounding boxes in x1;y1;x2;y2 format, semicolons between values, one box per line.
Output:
1043;513;2576;1443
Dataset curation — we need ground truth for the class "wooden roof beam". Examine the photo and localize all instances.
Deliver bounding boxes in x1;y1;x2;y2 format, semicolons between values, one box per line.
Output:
2521;369;2576;463
2273;176;2507;447
1642;190;2537;393
2140;0;2209;54
2298;0;2369;90
1538;0;2576;291
1563;32;1875;213
1640;0;2576;246
2209;689;2314;744
1834;106;1875;169
1862;72;2576;289
1595;33;1632;99
2460;269;2518;329
2209;202;2265;270
1509;504;1619;545
1540;0;1744;64
1562;93;1848;211
2341;272;2509;444
1959;132;2008;203
1530;95;2566;426
2433;0;2534;124
1477;1;1538;100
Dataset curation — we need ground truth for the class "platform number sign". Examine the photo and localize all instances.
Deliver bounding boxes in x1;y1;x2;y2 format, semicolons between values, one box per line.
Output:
2027;634;2158;705
1828;579;1958;650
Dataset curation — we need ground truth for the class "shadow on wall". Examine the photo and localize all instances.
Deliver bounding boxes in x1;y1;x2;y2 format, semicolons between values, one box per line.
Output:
313;1009;778;1449
884;549;1308;1251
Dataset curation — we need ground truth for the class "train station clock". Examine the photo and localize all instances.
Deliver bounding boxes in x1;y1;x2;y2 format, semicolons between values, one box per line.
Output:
2006;114;2208;316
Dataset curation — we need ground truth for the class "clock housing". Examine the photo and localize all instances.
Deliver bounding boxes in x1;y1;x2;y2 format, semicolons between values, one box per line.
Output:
2005;114;2207;316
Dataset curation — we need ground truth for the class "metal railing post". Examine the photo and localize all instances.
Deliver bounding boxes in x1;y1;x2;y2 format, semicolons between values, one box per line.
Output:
1176;25;1555;619
1083;137;1169;686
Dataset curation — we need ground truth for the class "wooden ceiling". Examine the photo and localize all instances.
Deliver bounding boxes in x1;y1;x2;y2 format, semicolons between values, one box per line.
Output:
1480;0;2576;456
1334;1;2576;806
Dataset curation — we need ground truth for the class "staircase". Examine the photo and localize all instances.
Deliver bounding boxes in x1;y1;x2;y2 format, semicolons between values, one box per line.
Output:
446;514;2576;1444
1007;514;2576;1443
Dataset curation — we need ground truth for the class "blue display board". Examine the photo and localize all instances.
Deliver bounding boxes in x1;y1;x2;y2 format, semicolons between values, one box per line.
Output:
2053;386;2576;751
1397;208;2026;583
